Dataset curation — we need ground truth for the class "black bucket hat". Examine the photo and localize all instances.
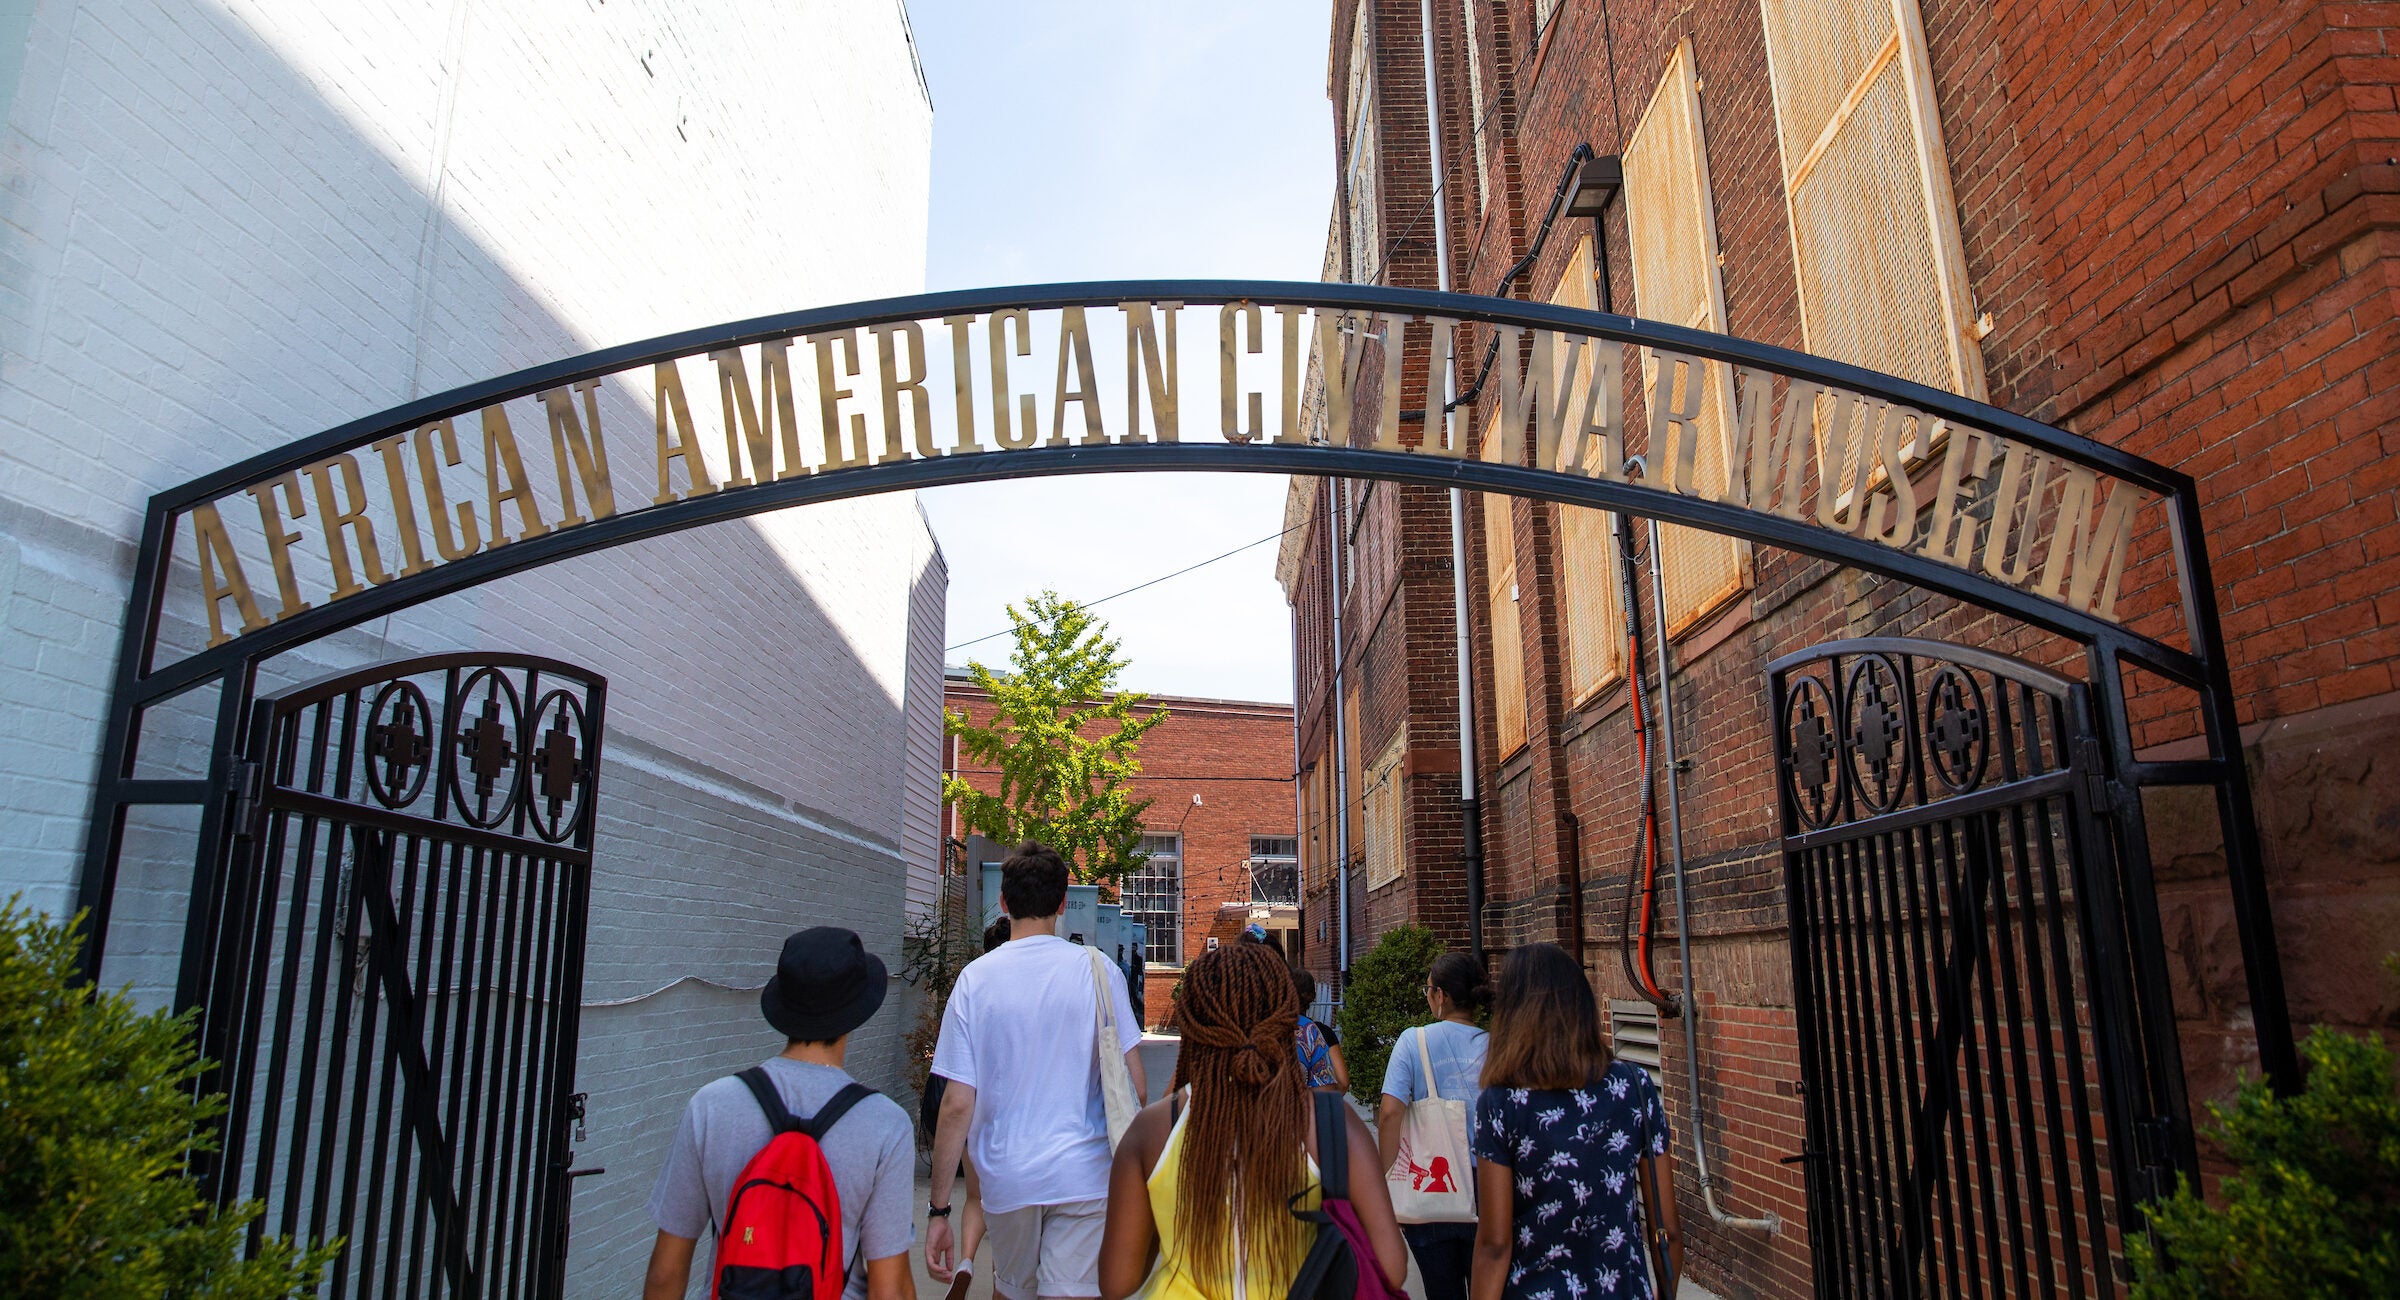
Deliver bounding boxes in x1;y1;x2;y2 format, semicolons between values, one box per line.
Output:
759;927;888;1041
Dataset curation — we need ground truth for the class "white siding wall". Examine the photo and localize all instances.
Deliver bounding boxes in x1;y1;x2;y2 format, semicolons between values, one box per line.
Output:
0;1;941;1286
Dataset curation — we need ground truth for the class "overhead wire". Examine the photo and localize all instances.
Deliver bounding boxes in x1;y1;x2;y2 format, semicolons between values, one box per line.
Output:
945;521;1307;653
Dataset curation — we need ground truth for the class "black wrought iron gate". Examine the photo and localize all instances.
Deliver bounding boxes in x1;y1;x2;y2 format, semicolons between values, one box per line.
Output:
186;652;605;1299
1771;637;2190;1299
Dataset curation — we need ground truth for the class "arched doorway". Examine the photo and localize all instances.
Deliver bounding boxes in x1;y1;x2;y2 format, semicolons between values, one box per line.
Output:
76;282;2290;1297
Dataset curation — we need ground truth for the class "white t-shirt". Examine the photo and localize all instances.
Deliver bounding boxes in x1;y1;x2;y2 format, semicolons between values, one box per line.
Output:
931;934;1142;1213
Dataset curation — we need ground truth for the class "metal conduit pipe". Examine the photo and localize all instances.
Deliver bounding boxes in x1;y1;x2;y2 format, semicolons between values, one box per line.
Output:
1418;0;1485;961
1643;512;1780;1235
1328;477;1354;978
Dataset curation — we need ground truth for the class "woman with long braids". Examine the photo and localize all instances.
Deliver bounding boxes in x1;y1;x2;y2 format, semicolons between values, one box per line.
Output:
1098;942;1407;1300
1470;943;1680;1300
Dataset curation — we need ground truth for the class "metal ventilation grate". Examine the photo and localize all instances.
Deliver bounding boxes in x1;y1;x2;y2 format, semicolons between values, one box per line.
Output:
1610;999;1665;1091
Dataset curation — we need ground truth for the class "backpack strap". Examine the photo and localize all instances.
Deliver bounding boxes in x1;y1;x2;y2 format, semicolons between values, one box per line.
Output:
738;1069;876;1142
1313;1089;1349;1202
799;1082;876;1143
737;1067;798;1134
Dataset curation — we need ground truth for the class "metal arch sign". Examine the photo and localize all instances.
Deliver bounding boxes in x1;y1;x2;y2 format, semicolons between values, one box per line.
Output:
130;281;2212;696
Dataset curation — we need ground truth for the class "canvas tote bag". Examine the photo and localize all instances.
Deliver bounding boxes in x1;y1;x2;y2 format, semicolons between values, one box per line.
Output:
1384;1026;1477;1223
1088;946;1141;1149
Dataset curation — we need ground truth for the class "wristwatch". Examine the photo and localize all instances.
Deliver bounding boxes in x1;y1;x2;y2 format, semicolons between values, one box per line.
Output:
927;1203;952;1219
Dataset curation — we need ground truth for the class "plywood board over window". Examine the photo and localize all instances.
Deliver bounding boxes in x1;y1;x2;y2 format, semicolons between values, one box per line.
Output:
1760;0;1985;402
1549;237;1627;703
1343;2;1382;281
1623;39;1749;636
1480;427;1529;758
1365;729;1408;889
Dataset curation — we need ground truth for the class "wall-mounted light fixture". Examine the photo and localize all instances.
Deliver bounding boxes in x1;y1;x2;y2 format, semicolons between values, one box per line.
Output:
1565;153;1624;219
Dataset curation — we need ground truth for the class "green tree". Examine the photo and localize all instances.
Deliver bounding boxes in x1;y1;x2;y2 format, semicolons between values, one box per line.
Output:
944;592;1166;881
1336;924;1448;1107
0;898;337;1298
2129;1027;2400;1299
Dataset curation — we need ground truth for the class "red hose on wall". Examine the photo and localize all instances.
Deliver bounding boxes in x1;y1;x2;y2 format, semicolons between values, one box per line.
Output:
1615;513;1679;1014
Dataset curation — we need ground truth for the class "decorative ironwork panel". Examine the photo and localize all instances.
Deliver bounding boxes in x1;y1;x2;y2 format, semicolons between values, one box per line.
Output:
190;653;604;1300
1770;638;2174;1299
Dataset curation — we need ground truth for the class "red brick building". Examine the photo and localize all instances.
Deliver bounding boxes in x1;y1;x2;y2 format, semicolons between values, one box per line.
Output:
943;672;1299;1026
1285;3;2400;1296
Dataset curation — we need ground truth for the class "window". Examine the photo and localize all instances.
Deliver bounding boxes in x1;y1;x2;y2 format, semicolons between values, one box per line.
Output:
1343;5;1382;280
1623;39;1747;634
1363;730;1408;889
1249;836;1300;905
1759;0;1983;401
1482;433;1529;758
1462;0;1490;209
1550;237;1628;702
1125;834;1183;964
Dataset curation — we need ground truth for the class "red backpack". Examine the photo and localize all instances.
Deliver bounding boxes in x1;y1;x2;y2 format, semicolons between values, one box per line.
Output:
714;1069;875;1300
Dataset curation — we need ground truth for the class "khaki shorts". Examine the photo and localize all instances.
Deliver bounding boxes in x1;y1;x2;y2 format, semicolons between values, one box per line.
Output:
985;1197;1107;1299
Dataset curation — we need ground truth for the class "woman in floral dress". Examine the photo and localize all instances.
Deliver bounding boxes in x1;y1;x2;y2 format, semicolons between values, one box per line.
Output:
1468;943;1681;1300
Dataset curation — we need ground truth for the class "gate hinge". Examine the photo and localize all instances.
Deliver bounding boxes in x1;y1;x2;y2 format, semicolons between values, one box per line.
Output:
2134;1115;2176;1169
569;1090;589;1145
226;760;264;841
2071;738;2129;816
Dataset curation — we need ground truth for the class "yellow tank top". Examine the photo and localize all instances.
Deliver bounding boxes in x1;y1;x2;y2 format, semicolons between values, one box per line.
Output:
1133;1097;1322;1300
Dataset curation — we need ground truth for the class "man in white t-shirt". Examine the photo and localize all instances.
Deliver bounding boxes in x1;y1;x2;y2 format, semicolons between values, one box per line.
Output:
926;842;1146;1300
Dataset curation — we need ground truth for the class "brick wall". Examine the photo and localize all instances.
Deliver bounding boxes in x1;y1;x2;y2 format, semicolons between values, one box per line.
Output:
943;679;1297;1027
0;2;943;1286
1302;2;2400;1296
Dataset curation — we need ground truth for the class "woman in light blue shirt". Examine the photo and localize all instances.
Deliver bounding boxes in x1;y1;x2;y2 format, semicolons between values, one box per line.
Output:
1377;952;1490;1300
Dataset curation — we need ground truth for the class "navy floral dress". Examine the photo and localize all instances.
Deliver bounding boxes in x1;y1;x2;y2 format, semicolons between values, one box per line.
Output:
1471;1061;1671;1300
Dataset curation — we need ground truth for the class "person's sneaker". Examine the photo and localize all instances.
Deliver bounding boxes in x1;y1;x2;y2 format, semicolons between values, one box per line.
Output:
942;1266;974;1300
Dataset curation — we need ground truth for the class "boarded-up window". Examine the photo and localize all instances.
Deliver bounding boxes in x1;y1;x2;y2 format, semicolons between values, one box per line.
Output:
1343;684;1363;871
1462;0;1490;208
1300;761;1323;895
1760;0;1983;400
1364;729;1408;889
1551;237;1627;702
1623;39;1747;635
1344;6;1382;281
1481;430;1528;758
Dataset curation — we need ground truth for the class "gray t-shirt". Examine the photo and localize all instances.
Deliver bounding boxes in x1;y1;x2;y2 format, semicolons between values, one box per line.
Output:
1380;1019;1490;1141
648;1057;916;1299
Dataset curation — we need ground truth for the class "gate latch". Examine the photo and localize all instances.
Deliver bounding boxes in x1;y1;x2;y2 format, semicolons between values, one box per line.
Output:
569;1090;589;1145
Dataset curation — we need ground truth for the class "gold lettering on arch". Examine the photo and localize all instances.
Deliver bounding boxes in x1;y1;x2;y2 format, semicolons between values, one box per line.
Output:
168;299;2170;649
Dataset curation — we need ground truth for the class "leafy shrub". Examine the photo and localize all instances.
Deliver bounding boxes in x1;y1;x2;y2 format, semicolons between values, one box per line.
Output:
2129;1027;2400;1299
0;897;337;1298
1335;925;1447;1107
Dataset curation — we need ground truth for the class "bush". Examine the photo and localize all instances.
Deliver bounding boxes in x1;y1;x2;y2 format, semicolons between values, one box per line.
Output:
2129;1027;2400;1299
1335;925;1447;1108
0;897;337;1298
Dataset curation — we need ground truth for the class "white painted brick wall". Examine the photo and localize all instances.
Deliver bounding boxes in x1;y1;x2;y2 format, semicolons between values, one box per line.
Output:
0;0;944;1283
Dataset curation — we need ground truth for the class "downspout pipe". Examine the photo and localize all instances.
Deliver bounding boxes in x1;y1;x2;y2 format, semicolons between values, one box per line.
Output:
1644;510;1779;1235
1328;478;1353;979
1418;0;1484;962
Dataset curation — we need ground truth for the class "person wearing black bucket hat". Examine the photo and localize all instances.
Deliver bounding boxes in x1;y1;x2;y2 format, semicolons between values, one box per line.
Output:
644;928;919;1300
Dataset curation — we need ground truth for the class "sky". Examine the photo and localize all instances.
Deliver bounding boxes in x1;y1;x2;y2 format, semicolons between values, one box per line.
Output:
906;1;1333;704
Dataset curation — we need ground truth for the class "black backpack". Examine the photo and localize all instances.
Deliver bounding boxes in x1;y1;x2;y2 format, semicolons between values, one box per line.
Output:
1286;1091;1403;1300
